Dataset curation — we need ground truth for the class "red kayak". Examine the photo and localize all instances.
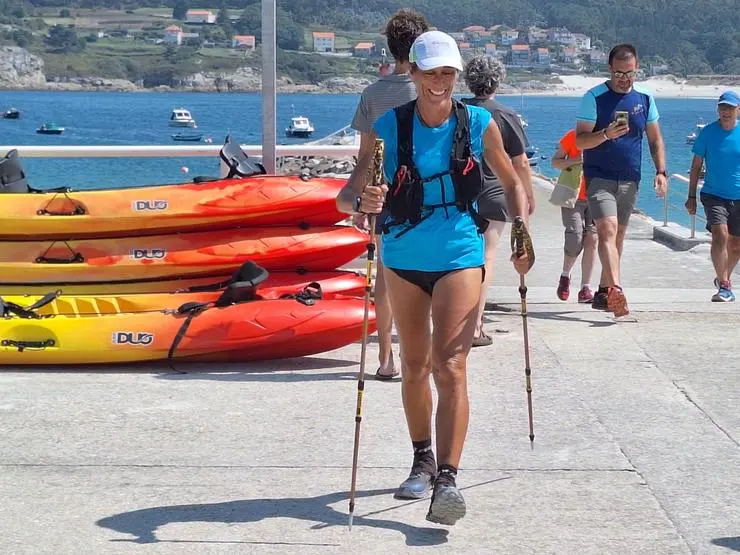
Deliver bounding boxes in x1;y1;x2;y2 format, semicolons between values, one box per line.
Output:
0;286;376;364
0;225;369;284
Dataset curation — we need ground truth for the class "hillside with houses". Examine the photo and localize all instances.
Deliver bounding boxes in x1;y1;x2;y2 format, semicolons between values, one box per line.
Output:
0;1;736;90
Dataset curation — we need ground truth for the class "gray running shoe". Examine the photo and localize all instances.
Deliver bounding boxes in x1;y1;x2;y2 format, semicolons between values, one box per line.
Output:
426;476;466;525
394;449;436;500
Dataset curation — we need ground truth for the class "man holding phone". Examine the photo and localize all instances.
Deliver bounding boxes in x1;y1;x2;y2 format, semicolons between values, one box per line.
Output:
575;43;667;316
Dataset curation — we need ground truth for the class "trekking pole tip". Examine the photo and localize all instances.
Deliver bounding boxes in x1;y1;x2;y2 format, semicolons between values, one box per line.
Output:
348;513;354;530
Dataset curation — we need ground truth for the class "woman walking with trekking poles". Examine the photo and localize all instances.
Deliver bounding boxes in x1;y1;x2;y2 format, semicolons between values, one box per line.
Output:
342;31;532;526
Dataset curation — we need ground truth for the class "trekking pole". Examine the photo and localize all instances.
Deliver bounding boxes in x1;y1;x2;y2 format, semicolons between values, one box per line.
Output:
511;216;536;447
348;138;384;530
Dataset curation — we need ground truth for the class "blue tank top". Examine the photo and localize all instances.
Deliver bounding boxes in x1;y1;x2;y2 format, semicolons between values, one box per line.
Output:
372;104;491;272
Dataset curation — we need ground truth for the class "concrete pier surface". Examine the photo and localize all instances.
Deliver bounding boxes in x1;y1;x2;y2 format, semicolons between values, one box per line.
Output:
0;181;737;554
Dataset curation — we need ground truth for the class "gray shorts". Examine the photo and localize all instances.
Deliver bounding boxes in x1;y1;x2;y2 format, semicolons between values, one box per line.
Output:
701;193;740;237
586;177;638;226
477;182;509;222
561;200;596;257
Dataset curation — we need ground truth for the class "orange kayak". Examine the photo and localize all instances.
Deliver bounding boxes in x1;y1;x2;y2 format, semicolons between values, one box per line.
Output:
0;175;348;240
0;225;369;284
0;288;376;365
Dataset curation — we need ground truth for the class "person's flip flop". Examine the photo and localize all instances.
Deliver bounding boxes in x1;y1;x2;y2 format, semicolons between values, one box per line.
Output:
374;367;399;381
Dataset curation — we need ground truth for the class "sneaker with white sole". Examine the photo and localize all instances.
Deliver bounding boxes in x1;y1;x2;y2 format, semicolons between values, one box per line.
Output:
425;469;466;526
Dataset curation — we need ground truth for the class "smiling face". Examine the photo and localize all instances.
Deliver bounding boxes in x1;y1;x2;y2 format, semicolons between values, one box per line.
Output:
412;66;458;107
608;55;638;94
718;103;739;128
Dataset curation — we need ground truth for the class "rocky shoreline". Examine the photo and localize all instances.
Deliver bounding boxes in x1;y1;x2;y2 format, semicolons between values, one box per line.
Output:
0;45;543;95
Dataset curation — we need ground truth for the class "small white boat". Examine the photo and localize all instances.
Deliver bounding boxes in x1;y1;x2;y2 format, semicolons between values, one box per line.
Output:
686;121;705;144
517;113;528;130
285;115;314;138
168;108;197;128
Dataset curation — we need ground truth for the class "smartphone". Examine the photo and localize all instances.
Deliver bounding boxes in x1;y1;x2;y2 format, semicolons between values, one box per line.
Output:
615;110;629;126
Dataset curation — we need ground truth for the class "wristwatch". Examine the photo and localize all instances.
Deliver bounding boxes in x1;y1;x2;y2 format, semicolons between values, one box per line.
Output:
353;195;362;213
656;170;667;177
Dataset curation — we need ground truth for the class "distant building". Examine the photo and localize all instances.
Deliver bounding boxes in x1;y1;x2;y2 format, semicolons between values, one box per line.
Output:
527;26;549;44
572;33;591;51
511;44;530;66
500;29;519;45
536;47;551;65
549;28;575;46
561;47;578;63
458;42;474;57
232;35;256;50
185;9;216;24
312;31;335;53
163;25;183;46
353;42;375;58
590;49;607;66
485;43;497;56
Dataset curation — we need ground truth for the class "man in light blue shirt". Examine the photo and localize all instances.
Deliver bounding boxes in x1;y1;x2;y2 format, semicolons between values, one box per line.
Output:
686;90;740;302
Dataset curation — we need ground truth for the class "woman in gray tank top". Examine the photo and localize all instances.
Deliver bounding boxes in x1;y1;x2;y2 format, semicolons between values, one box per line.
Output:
461;55;535;346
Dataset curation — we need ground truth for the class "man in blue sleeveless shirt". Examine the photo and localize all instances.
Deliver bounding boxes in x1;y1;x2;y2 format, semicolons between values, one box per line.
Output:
575;44;667;317
685;90;740;302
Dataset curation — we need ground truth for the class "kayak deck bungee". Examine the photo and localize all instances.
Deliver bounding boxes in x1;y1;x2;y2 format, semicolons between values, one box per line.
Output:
0;269;367;297
0;175;349;240
0;284;376;365
0;273;368;314
0;225;368;284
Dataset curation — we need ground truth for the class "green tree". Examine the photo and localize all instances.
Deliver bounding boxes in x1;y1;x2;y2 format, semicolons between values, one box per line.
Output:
44;24;85;53
236;6;303;50
172;0;187;20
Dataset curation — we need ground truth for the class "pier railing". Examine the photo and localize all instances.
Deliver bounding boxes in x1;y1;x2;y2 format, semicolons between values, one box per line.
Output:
1;144;360;159
664;173;706;237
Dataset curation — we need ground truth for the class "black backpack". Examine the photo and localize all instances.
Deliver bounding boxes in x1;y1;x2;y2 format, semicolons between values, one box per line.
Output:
384;99;488;237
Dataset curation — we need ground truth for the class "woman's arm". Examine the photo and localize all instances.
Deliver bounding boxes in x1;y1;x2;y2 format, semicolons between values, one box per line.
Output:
550;144;582;170
335;130;377;214
482;120;529;225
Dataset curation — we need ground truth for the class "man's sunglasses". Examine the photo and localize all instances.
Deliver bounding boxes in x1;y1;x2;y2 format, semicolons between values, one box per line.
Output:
611;70;637;79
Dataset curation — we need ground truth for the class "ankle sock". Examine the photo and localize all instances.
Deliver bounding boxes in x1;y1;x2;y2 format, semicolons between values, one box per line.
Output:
412;438;432;454
436;464;458;487
411;438;436;474
561;271;570;278
581;283;590;290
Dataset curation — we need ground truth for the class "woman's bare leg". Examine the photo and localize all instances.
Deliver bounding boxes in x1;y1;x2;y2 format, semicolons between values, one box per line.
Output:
374;257;396;376
431;267;482;467
383;269;433;442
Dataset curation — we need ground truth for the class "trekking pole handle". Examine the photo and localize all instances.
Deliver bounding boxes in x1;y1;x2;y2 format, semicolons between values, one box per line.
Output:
513;216;526;258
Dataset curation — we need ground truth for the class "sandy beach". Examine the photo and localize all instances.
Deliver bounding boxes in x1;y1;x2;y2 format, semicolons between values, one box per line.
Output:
521;74;738;99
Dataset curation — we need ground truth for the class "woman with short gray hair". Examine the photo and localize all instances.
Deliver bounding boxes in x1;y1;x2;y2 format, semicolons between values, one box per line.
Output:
461;55;535;346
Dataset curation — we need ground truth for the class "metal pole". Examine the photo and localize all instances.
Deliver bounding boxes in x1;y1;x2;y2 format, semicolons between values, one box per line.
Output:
691;214;696;238
663;181;669;227
261;0;277;174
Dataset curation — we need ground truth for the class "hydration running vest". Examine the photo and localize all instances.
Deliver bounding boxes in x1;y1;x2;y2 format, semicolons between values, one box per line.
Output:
383;99;488;237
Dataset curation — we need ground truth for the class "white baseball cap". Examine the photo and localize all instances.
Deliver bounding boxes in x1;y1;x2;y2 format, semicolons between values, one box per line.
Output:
409;31;463;72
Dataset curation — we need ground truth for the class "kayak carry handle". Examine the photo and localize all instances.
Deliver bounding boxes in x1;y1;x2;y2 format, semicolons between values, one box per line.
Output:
35;252;85;264
36;203;87;216
1;338;55;352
